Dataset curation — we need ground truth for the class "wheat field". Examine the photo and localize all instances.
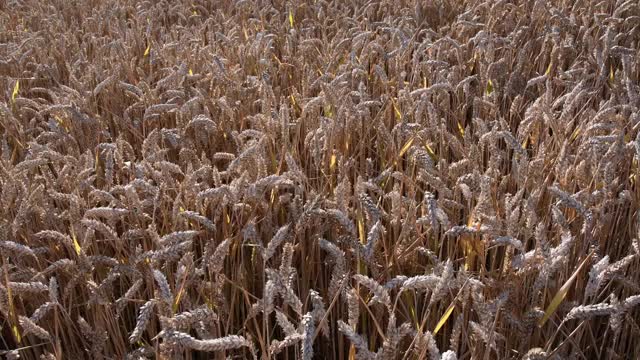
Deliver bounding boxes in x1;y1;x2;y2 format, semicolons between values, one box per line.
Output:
1;0;640;359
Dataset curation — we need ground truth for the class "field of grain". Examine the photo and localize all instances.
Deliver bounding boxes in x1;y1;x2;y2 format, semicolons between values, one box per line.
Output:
1;0;640;359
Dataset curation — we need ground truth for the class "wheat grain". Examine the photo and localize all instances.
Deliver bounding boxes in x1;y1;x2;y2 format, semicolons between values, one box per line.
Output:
129;300;156;344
